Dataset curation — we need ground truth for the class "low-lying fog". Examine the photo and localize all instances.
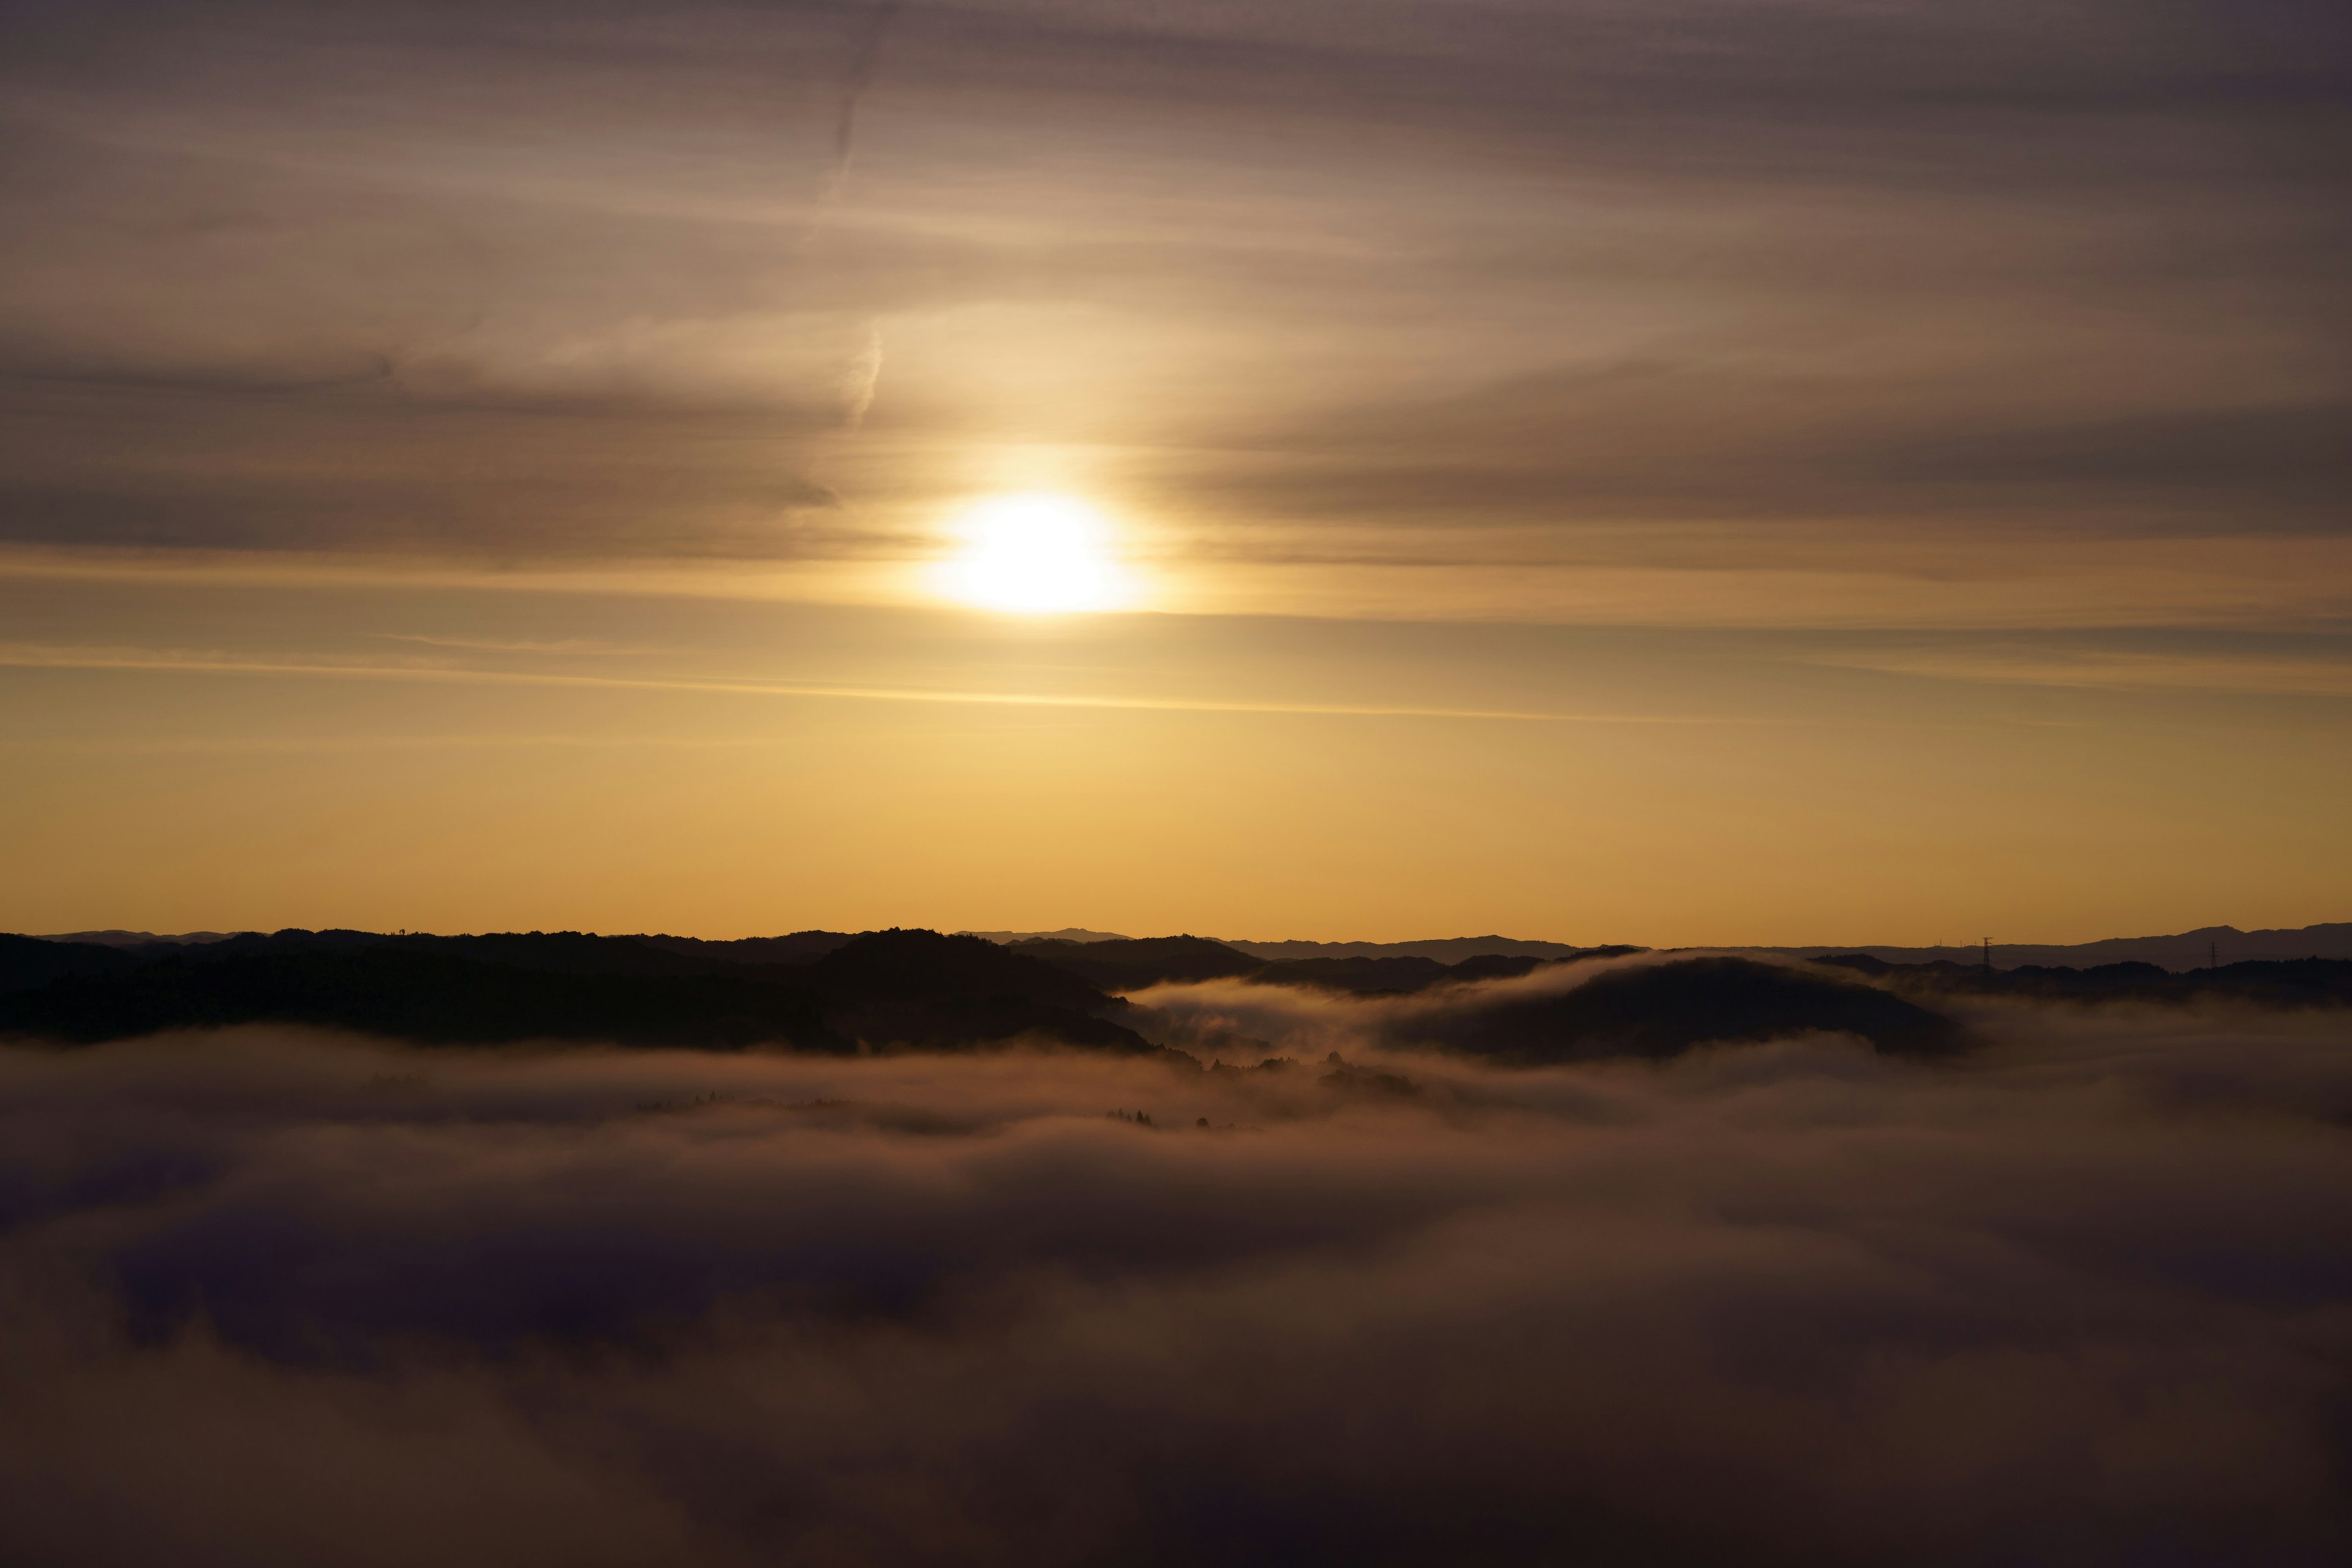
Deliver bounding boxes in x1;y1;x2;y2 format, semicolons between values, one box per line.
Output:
4;993;2348;1566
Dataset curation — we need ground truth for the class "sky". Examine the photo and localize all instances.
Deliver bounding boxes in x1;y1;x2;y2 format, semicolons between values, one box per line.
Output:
2;0;2347;943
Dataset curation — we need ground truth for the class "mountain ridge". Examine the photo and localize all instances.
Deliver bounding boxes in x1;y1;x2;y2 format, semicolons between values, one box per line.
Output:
24;921;2351;973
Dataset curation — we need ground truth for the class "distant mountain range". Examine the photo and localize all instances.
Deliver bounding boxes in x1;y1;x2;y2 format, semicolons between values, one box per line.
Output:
41;922;2352;971
1219;935;1594;962
955;928;1131;946
5;924;2347;1058
1736;923;2352;971
959;932;1598;962
40;929;241;947
0;929;1148;1054
959;925;2352;971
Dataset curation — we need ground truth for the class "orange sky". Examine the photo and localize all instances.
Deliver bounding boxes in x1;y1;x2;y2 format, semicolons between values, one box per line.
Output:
2;0;2346;943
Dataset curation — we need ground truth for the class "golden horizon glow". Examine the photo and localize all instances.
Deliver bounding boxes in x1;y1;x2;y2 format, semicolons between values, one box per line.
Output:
935;494;1136;615
1;3;2343;948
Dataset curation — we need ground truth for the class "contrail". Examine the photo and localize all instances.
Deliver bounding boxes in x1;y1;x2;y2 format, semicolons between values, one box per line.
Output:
822;3;903;209
809;5;902;431
840;318;883;431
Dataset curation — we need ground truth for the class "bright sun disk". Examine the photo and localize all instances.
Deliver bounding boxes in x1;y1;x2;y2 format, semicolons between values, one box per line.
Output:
938;493;1131;613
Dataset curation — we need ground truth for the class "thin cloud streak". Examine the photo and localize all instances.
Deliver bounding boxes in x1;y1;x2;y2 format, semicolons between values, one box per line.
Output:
1796;647;2352;699
0;0;2339;616
0;646;1768;725
0;733;868;756
7;530;2350;632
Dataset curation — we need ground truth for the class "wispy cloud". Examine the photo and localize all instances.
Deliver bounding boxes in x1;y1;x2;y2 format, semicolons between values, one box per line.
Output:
373;633;677;655
0;0;2337;624
0;644;1765;725
1796;646;2352;698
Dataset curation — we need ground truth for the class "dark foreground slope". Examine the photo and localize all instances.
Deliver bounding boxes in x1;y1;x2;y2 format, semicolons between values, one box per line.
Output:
0;929;1152;1053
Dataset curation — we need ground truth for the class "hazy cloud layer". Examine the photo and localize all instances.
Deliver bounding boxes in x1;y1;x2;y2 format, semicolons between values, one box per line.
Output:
1;0;2343;614
4;998;2350;1564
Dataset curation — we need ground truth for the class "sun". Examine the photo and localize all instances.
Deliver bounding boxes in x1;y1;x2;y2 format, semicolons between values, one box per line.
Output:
936;492;1133;614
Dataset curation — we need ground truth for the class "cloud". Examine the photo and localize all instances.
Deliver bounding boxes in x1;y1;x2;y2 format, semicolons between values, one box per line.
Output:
1795;644;2352;699
0;0;2341;597
2;999;2348;1564
0;643;1754;723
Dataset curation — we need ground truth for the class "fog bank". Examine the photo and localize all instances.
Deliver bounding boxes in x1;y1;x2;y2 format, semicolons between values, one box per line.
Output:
2;1003;2349;1564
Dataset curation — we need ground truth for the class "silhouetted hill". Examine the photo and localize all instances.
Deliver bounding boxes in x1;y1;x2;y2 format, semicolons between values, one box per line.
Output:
0;928;1154;1054
390;932;731;976
1252;948;1647;995
105;928;734;978
633;931;858;965
157;927;390;958
110;927;862;974
0;948;846;1050
800;930;1152;1053
35;929;240;948
0;933;141;993
986;922;2352;971
1449;949;1637;973
13;921;2338;1057
805;930;1112;1011
1006;937;1647;996
1223;935;1603;962
1418;957;1963;1062
1754;922;2352;972
960;927;1130;944
1008;935;1266;991
1258;956;1459;993
1815;954;2352;1008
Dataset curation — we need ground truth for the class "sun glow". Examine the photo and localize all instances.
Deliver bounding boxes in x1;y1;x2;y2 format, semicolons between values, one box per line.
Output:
937;493;1134;613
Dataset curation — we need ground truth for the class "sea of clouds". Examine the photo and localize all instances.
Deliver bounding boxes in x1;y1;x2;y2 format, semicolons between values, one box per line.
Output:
3;991;2350;1566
